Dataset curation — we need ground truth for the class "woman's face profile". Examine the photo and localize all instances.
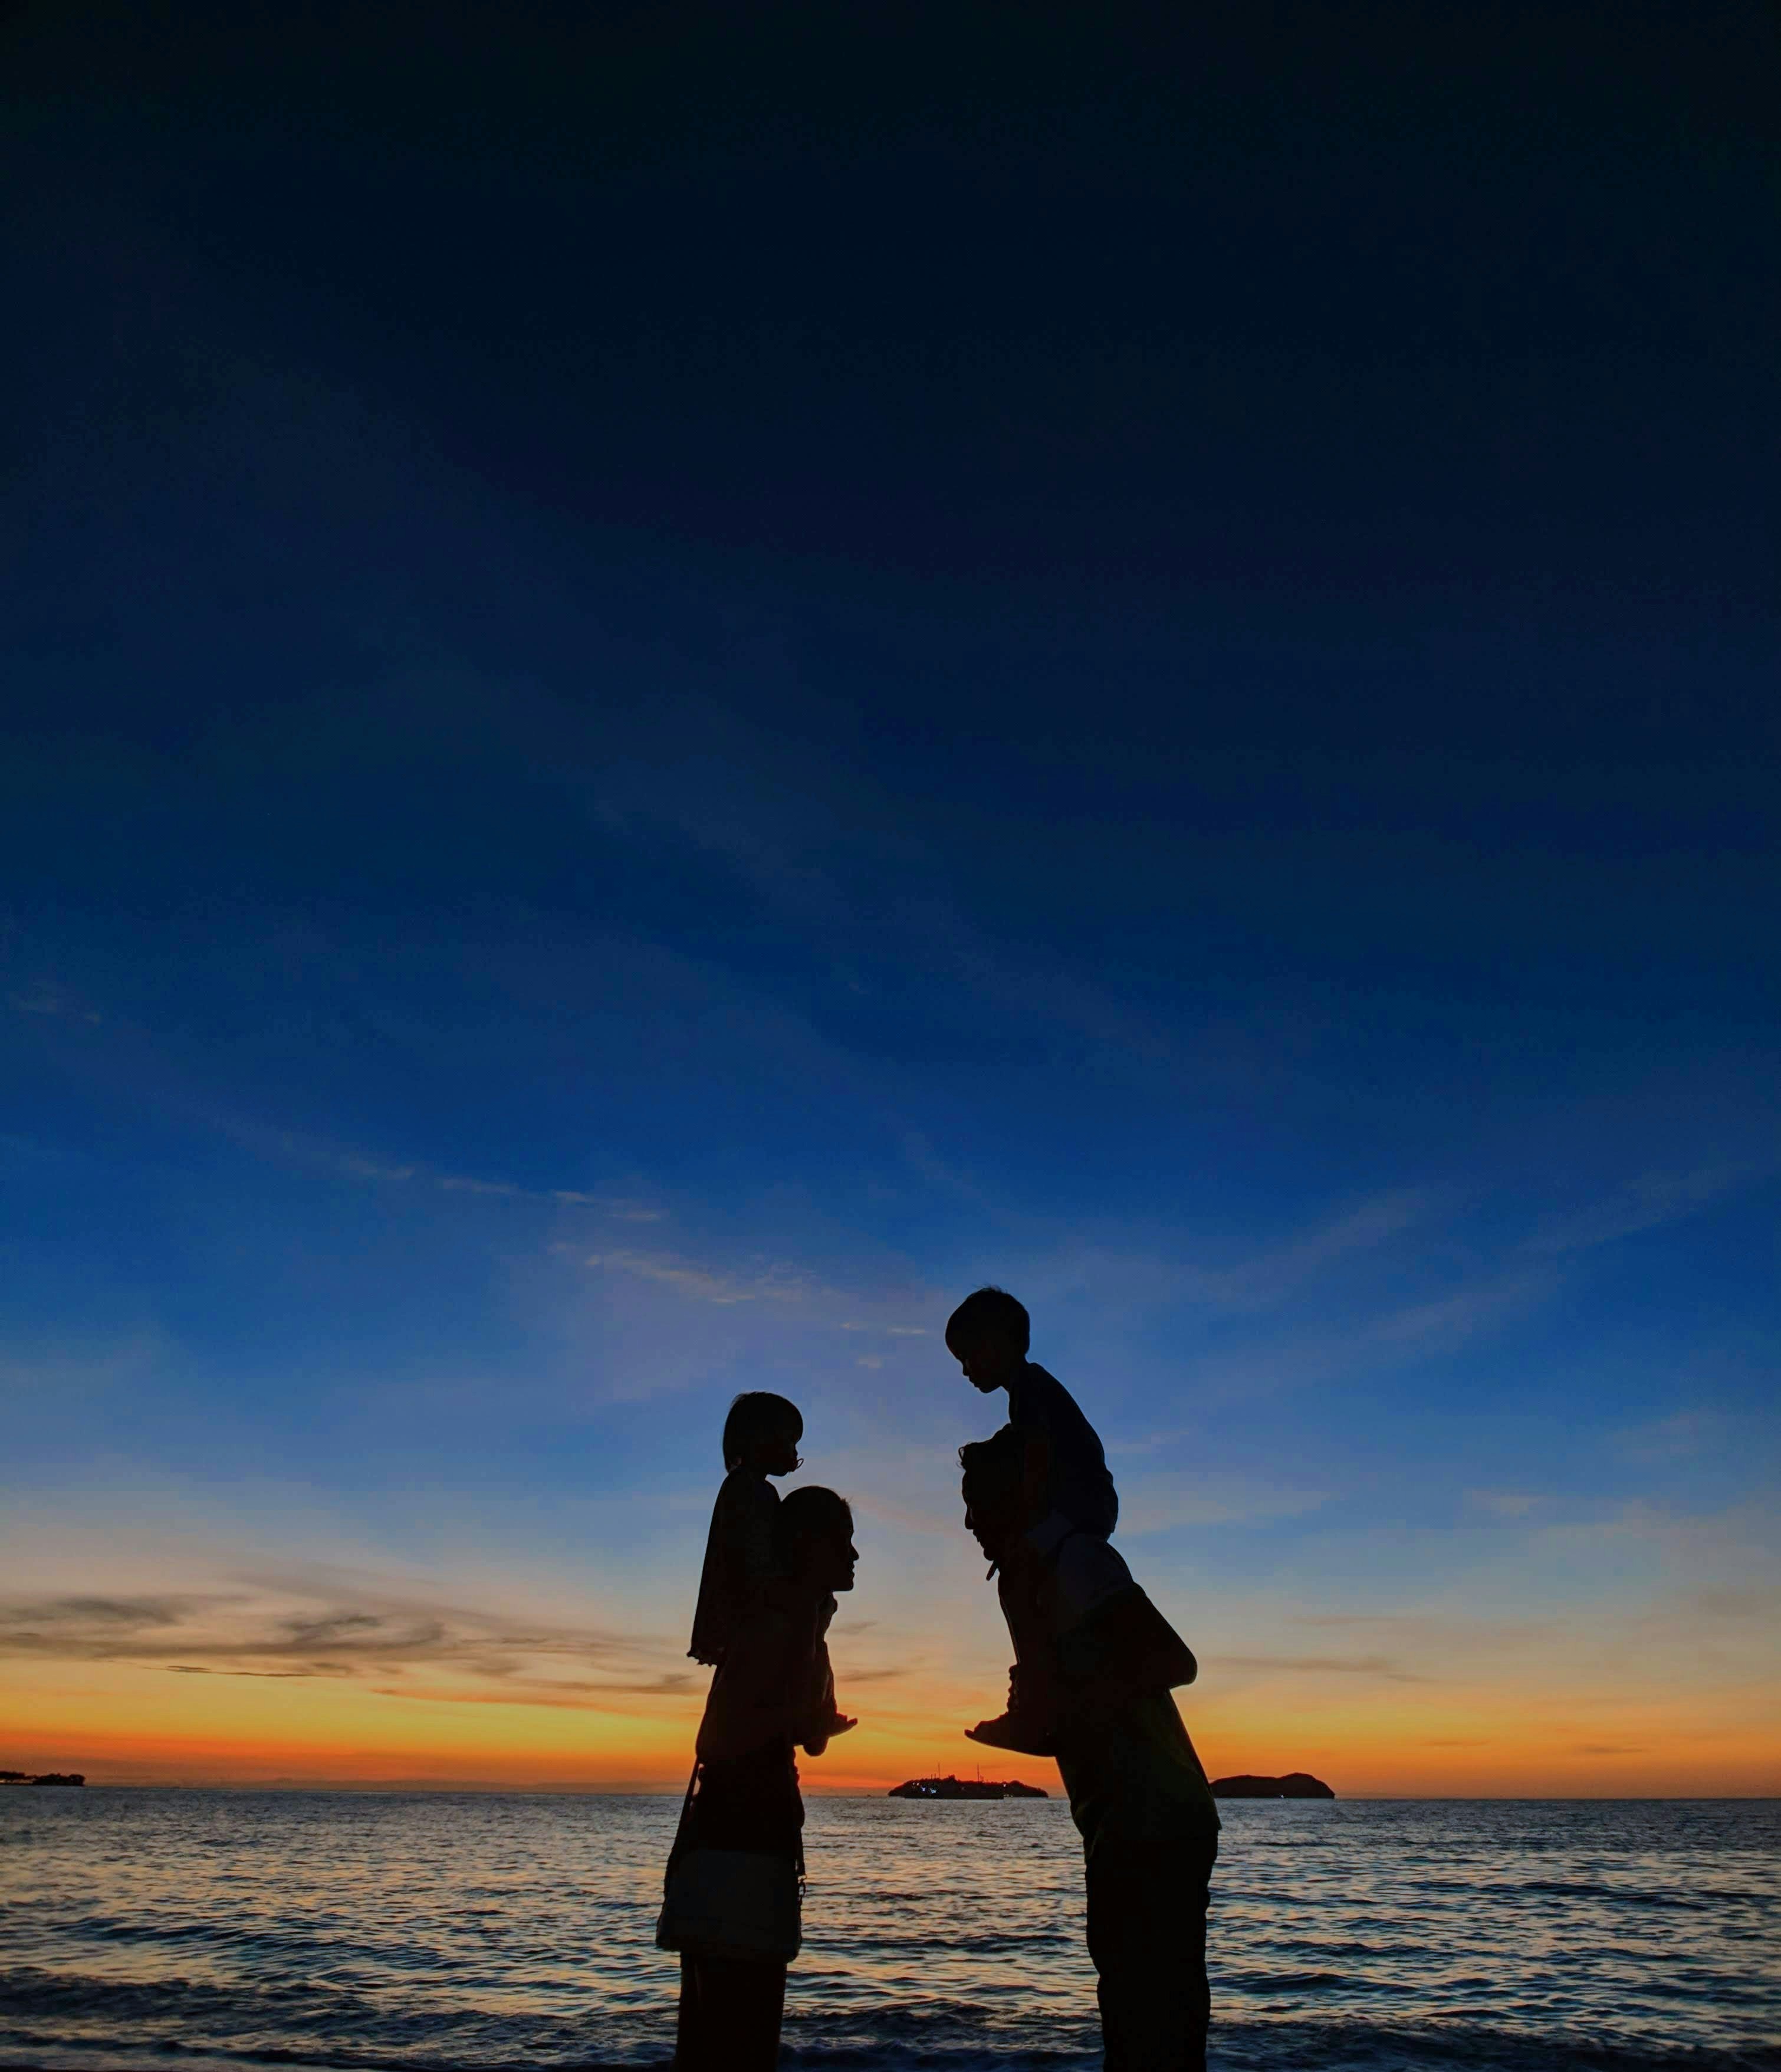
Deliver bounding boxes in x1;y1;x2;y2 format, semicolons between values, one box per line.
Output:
809;1525;859;1594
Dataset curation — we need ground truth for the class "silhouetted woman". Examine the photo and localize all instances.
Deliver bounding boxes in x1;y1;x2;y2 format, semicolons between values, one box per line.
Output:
659;1485;857;2071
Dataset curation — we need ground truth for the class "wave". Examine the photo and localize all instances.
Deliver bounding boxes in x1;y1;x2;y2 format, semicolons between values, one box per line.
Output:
5;1969;1780;2072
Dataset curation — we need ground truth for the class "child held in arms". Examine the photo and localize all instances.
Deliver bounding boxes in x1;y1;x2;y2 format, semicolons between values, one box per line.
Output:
947;1286;1118;1753
959;1426;1219;2072
688;1391;805;1669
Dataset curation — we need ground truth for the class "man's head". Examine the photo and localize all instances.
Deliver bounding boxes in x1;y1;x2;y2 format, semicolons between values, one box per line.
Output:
959;1424;1029;1564
945;1286;1030;1394
722;1390;804;1475
775;1486;857;1593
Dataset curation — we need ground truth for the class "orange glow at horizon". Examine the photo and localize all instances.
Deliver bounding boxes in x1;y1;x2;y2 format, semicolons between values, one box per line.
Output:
10;1661;1777;1800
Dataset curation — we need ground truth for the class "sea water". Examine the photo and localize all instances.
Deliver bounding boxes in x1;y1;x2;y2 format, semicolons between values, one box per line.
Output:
2;1790;1776;2071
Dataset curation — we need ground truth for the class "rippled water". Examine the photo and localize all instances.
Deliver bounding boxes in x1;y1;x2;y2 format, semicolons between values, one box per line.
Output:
3;1791;1777;2070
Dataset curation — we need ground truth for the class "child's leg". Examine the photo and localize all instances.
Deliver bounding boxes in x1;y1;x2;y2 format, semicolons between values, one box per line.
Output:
967;1562;1057;1753
999;1563;1056;1713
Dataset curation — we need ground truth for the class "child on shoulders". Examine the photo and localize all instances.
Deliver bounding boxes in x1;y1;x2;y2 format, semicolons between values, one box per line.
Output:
688;1391;804;1669
947;1286;1118;1751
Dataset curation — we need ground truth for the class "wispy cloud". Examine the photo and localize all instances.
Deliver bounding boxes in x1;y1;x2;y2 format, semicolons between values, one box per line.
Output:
1175;1191;1433;1312
1158;1268;1556;1411
1523;1165;1757;1256
0;1582;690;1713
579;1248;823;1308
359;1160;670;1220
8;977;102;1023
8;980;673;1221
1217;1653;1431;1683
1116;1473;1331;1534
1359;1273;1552;1348
1612;1410;1733;1464
0;1332;170;1404
540;1239;943;1408
1465;1489;1543;1519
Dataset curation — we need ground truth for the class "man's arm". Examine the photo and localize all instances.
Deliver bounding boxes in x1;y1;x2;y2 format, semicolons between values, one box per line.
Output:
1056;1585;1197;1729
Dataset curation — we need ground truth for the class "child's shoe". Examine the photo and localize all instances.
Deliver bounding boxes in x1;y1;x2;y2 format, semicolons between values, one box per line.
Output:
964;1664;1056;1758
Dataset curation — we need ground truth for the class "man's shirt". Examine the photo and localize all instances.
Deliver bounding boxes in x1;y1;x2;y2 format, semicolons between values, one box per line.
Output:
1007;1361;1119;1540
1031;1534;1220;1854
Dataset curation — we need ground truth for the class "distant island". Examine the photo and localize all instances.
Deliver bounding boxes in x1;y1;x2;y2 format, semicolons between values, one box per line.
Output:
888;1774;1049;1800
0;1770;86;1787
1210;1772;1334;1799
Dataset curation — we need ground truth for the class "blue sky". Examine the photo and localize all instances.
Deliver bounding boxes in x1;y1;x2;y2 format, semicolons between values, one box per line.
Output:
2;1;1776;1789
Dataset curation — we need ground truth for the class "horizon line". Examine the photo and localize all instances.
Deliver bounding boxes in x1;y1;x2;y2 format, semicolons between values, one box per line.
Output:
24;1783;1780;1801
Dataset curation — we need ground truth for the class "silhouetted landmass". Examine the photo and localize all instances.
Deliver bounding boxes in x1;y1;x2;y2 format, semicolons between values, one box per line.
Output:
888;1774;1049;1800
0;1770;86;1786
1210;1772;1333;1799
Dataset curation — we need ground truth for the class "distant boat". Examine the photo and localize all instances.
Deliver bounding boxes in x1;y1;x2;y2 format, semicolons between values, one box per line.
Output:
1209;1771;1334;1799
888;1774;1049;1800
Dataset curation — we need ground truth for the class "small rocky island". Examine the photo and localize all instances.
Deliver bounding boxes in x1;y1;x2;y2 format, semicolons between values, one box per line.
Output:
1;1769;86;1787
889;1774;1049;1800
1210;1772;1334;1799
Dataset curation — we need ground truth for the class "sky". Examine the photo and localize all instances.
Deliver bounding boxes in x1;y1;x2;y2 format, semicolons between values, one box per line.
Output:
2;1;1776;1797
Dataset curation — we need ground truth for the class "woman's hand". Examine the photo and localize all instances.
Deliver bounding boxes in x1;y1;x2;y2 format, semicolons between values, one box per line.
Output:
800;1711;857;1757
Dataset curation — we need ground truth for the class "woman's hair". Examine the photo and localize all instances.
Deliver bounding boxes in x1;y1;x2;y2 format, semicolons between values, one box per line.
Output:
944;1285;1031;1354
721;1390;803;1470
959;1423;1027;1516
773;1485;852;1572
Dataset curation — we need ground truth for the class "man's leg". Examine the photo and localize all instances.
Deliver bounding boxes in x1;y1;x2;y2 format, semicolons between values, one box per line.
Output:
1083;1835;1215;2071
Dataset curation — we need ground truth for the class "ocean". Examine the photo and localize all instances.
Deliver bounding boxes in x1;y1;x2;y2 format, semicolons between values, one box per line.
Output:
2;1789;1776;2071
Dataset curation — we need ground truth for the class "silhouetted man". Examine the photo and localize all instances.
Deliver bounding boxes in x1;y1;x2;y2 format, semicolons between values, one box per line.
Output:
961;1426;1219;2071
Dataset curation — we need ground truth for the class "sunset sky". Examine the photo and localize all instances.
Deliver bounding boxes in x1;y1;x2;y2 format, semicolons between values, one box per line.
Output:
3;3;1776;1797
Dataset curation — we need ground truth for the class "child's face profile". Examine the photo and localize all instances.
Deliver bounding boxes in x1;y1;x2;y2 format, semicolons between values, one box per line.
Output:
755;1419;803;1477
951;1332;1023;1394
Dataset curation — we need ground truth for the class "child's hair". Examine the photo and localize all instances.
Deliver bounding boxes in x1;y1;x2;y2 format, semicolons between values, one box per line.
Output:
945;1286;1031;1354
774;1485;852;1572
958;1423;1028;1518
722;1390;803;1471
